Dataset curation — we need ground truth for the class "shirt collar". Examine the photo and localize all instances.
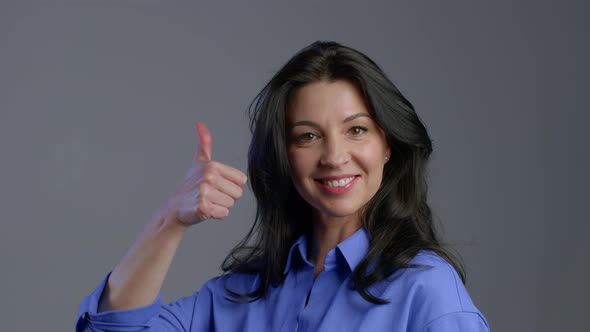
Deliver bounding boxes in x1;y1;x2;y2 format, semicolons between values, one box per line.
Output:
283;227;369;274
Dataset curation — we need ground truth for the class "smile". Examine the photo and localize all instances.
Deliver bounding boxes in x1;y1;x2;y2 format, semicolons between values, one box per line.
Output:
314;175;360;194
320;176;356;187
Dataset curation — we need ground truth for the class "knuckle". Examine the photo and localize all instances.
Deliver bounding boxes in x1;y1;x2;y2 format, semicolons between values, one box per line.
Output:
198;199;209;212
203;172;216;184
205;161;219;172
199;184;209;196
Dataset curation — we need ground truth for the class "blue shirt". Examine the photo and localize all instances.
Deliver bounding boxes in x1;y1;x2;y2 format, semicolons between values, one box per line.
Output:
77;227;489;331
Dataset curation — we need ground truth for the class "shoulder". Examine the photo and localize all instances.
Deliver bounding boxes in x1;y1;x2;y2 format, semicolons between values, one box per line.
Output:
391;250;484;322
405;250;463;290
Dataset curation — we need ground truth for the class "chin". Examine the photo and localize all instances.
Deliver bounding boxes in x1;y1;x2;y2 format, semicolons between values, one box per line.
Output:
315;203;363;219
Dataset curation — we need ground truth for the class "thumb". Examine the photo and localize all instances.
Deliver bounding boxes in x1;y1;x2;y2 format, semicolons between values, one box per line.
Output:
193;122;212;162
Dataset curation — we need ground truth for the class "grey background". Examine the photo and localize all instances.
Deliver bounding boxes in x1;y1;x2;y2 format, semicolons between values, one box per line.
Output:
1;1;587;331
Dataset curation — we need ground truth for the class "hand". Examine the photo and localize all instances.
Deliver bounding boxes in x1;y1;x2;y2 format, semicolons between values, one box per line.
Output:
159;122;248;228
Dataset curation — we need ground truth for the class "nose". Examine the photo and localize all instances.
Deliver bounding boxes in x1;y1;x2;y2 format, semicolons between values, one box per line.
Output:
319;137;350;168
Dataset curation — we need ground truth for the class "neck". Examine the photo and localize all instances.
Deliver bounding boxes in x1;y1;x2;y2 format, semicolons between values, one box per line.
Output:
308;211;362;277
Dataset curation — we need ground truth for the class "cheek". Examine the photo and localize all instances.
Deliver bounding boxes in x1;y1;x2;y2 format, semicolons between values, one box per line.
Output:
357;146;385;177
288;150;309;181
357;144;385;171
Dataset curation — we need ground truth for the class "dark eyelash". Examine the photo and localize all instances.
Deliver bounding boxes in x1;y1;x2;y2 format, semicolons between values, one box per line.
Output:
350;126;368;134
295;132;318;142
293;126;367;142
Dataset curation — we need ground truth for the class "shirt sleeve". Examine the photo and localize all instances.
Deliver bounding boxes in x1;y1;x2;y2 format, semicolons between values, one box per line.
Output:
423;311;490;332
76;272;198;332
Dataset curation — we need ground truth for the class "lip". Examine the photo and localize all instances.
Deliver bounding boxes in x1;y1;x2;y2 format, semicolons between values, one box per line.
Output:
315;174;359;181
314;175;360;195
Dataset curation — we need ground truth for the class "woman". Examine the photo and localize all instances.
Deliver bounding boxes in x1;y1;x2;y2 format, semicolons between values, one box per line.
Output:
77;41;489;331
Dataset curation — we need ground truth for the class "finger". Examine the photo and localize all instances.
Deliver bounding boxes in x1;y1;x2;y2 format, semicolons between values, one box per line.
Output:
194;122;212;162
207;190;235;208
212;162;248;186
206;202;230;220
203;172;244;200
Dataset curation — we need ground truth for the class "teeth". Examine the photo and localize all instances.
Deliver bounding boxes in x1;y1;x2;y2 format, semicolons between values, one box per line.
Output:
322;177;355;187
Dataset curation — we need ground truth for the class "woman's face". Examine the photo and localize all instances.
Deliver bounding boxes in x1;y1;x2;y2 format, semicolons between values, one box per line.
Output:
286;80;390;221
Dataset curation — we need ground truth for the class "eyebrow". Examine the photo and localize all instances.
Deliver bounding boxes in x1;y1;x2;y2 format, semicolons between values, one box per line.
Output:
289;112;370;129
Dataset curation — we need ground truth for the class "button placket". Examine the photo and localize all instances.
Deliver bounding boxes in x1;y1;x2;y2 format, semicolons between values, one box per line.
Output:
296;265;316;332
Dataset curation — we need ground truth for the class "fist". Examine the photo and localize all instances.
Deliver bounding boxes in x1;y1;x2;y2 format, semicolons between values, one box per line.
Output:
159;122;248;228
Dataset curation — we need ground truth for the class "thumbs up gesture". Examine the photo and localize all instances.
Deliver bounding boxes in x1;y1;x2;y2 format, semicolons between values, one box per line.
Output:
158;122;248;228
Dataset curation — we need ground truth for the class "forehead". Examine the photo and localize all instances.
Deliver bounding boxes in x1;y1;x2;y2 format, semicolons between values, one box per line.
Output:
286;80;370;121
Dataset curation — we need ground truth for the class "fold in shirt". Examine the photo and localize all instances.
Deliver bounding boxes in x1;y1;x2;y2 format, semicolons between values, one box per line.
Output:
76;227;490;331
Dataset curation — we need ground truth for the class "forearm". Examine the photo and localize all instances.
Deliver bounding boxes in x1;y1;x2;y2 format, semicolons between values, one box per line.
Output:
97;213;188;312
93;122;246;313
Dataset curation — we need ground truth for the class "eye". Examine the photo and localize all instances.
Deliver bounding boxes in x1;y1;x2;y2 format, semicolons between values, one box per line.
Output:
348;126;368;137
295;132;318;143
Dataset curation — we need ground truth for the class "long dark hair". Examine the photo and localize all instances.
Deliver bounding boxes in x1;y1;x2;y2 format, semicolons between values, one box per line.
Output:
221;40;465;304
